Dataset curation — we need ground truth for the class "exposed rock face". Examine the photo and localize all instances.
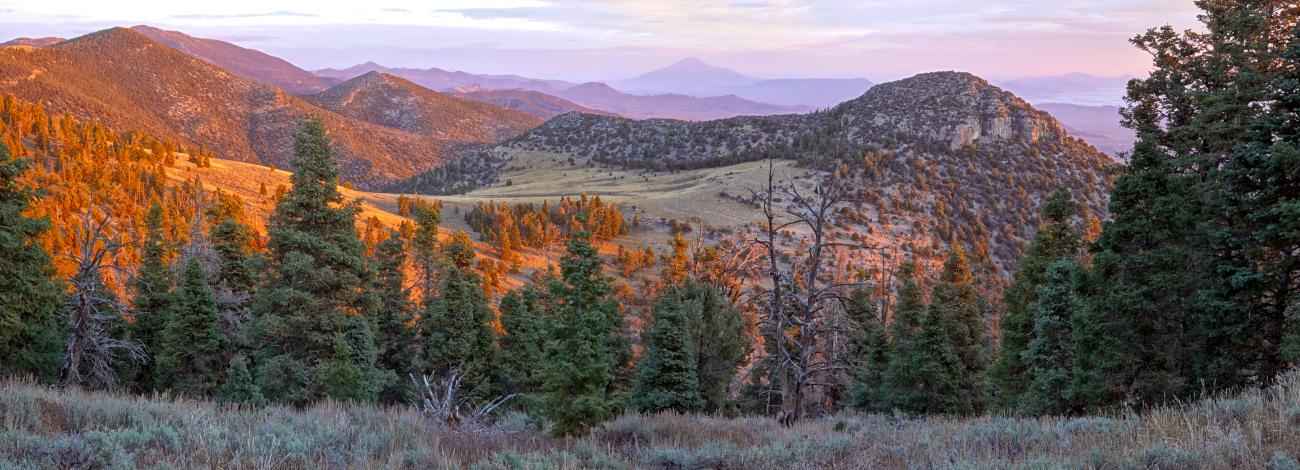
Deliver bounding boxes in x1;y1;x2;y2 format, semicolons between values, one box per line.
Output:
839;72;1066;150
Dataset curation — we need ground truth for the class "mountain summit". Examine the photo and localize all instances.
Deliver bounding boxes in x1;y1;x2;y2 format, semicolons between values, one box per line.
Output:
615;57;758;96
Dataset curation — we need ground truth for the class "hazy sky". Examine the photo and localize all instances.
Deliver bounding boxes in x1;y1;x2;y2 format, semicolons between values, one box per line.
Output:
0;0;1202;82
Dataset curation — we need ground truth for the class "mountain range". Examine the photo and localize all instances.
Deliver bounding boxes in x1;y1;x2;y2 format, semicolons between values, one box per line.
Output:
612;57;875;108
0;27;538;189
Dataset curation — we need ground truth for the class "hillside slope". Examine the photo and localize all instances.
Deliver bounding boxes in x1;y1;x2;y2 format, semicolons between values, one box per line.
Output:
0;27;532;190
130;25;337;94
306;72;541;141
451;87;618;119
505;72;1116;274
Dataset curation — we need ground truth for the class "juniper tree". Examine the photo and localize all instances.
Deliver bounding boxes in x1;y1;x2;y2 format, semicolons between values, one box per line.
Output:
632;287;704;414
372;234;417;404
250;118;382;405
122;202;173;392
155;258;229;397
990;189;1080;409
538;230;625;436
0;143;63;382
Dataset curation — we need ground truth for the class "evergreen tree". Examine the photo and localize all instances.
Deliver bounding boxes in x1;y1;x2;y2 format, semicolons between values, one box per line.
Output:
893;250;987;415
124;202;174;392
250;118;382;405
990;189;1080;408
0;143;63;382
373;234;417;404
155;259;229;397
881;261;926;410
498;287;546;396
420;259;496;401
844;289;890;412
538;230;623;436
676;281;750;412
218;354;267;407
632;287;704;414
411;205;441;296
1074;3;1297;408
1019;260;1082;416
1219;24;1300;372
210;218;257;296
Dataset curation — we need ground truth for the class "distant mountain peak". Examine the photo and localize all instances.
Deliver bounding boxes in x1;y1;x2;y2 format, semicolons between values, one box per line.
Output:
1;36;63;47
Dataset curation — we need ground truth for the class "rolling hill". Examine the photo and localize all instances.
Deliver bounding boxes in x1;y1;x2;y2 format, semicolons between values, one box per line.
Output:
614;57;874;108
306;72;541;141
0;37;62;47
129;25;336;95
502;71;1117;275
0;27;538;190
315;61;573;93
551;82;808;121
450;86;617;119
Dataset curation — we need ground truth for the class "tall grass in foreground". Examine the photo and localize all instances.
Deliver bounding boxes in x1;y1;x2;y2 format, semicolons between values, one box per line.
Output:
3;372;1300;469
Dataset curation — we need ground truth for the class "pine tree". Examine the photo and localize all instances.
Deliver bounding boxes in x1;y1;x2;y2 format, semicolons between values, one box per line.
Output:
124;202;174;392
155;258;229;397
420;259;496;402
218;354;267;407
892;250;987;415
210;218;256;296
1074;3;1298;408
844;289;890;412
676;281;750;412
498;287;546;396
1219;24;1300;373
632;287;704;414
1019;260;1082;416
990;189;1080;408
538;230;623;436
372;235;417;404
411;204;441;296
0;143;63;382
881;261;925;410
250;118;382;405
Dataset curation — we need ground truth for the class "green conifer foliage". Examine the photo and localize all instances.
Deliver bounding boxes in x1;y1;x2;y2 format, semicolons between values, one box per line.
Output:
844;289;890;412
538;230;624;436
420;260;496;401
0;143;63;382
155;259;229;397
498;287;546;396
124;202;174;392
372;235;417;404
218;354;267;408
1019;260;1082;416
632;288;704;414
990;189;1080;408
250;118;382;405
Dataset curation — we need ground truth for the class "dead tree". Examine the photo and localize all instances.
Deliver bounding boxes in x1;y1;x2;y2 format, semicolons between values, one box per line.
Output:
411;369;516;429
59;208;144;388
747;159;866;424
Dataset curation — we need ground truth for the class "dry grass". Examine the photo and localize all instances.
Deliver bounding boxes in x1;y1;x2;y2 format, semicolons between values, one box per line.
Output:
4;371;1300;469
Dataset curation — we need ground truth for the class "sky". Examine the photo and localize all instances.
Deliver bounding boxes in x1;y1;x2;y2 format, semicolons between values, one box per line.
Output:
0;0;1203;82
